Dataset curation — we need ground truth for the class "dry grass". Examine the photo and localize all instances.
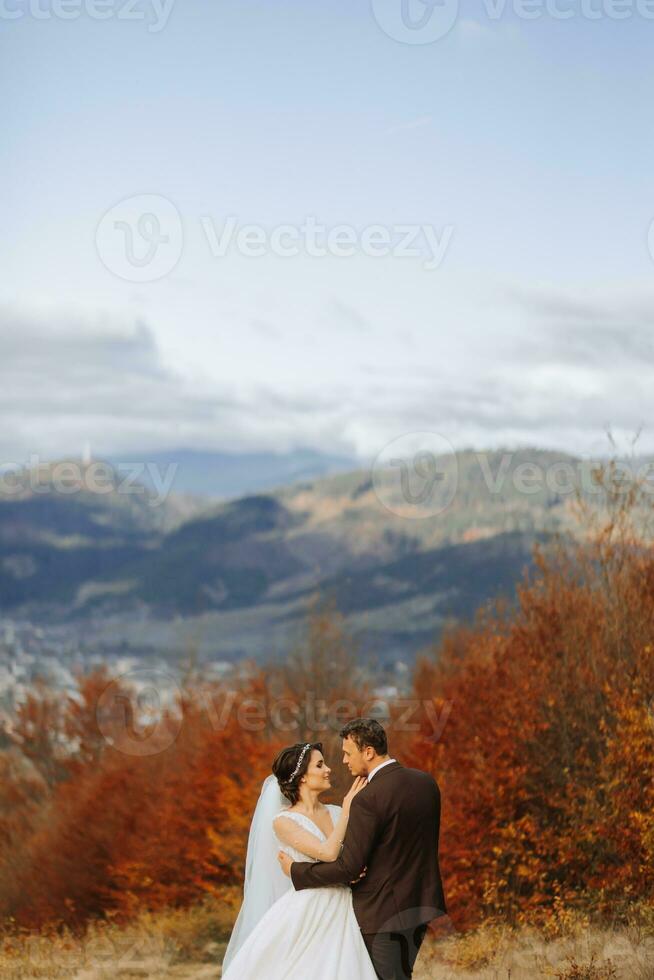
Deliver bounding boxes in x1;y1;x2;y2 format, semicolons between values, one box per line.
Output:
1;901;653;979
0;891;239;979
415;908;654;980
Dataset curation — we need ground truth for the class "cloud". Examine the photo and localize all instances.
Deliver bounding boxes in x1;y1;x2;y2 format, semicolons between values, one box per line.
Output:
249;318;282;340
1;290;652;466
455;18;522;46
384;115;433;137
328;300;372;333
341;281;653;458
457;19;493;41
0;309;246;460
0;307;362;462
0;314;165;383
506;285;654;367
508;283;654;327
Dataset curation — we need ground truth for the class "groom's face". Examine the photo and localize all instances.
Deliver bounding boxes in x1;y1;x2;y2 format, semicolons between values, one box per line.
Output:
342;736;371;777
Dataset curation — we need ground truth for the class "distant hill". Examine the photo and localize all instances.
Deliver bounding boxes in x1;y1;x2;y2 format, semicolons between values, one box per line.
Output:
105;447;357;499
0;448;636;664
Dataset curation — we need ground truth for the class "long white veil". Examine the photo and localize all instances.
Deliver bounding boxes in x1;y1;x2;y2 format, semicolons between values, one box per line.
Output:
222;774;291;972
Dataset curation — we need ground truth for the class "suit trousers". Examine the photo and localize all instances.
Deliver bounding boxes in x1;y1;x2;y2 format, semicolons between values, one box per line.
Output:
362;923;429;980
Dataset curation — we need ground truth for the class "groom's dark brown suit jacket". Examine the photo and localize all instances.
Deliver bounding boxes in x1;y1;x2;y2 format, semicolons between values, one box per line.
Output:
290;762;447;936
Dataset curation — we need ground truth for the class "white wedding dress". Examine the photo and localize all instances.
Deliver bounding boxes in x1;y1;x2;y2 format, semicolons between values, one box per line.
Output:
221;795;377;980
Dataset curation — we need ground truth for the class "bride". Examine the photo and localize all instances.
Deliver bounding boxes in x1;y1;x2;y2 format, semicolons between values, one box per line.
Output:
221;741;378;979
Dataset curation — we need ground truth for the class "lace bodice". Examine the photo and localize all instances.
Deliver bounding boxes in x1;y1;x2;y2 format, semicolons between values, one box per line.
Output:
273;805;342;862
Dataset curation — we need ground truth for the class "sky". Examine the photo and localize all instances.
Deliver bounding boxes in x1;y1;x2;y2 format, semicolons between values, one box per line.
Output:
2;0;654;465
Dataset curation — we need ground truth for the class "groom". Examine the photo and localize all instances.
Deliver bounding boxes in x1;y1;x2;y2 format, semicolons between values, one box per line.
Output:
278;718;447;980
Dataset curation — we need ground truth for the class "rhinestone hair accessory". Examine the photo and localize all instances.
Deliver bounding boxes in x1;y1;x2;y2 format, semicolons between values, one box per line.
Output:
289;743;312;783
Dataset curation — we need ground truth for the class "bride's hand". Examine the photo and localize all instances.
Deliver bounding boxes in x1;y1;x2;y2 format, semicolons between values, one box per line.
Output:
351;865;367;885
343;776;367;814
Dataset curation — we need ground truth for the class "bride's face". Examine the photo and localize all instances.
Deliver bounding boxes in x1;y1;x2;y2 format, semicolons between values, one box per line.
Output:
301;749;332;794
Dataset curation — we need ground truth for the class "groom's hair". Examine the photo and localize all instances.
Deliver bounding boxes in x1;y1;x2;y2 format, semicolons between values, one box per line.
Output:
340;718;388;756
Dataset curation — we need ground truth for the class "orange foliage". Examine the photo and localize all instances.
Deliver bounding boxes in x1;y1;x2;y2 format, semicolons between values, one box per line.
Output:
404;466;654;929
1;465;652;935
0;669;280;930
106;678;280;916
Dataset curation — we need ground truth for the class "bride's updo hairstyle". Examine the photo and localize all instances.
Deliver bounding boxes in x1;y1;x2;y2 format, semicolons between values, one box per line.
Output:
272;741;323;805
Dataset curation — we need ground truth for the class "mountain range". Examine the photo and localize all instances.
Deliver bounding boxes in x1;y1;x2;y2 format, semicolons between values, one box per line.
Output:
0;447;626;665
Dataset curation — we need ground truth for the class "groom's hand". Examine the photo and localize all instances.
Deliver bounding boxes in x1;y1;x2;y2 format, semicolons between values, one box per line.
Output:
277;851;294;877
